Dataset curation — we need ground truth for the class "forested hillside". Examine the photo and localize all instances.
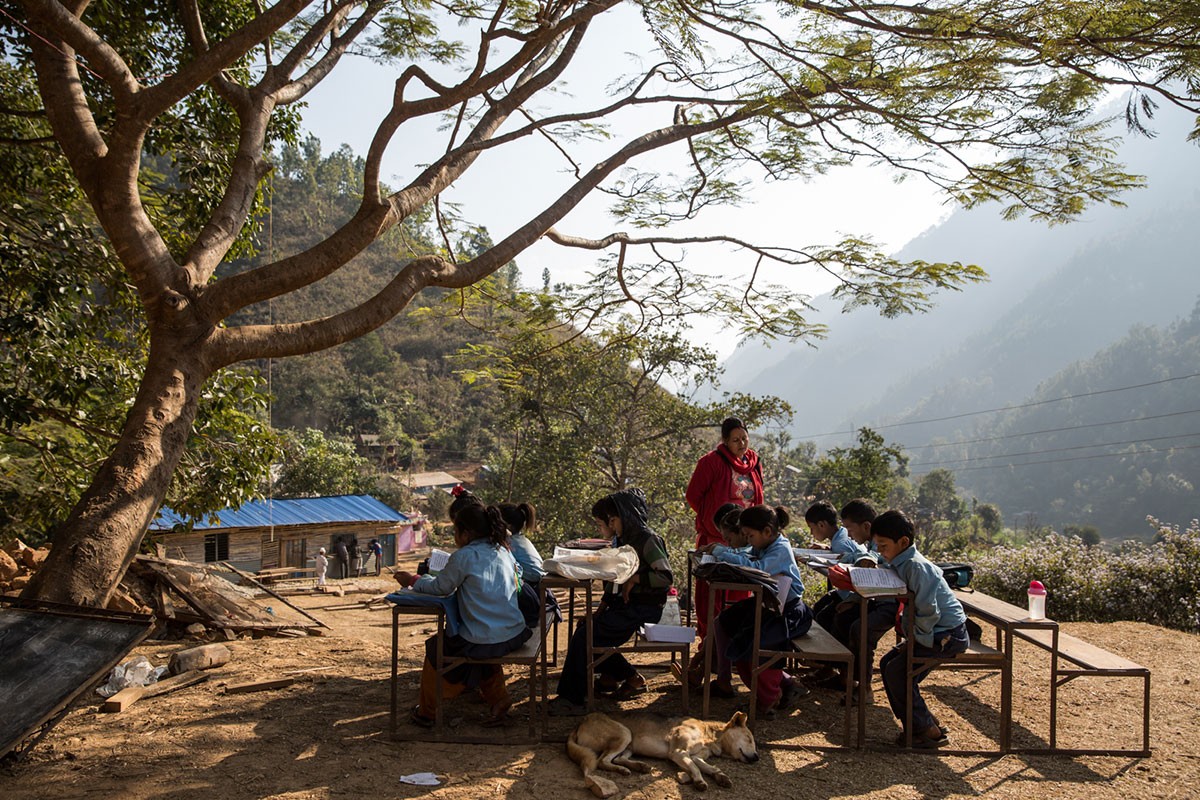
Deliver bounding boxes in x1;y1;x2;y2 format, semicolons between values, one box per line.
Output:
721;99;1200;539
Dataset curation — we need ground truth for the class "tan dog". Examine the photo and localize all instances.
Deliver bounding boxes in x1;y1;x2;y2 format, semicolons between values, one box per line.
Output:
566;711;758;797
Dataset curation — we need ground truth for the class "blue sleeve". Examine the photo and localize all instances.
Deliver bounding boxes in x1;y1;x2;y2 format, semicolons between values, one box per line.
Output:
412;548;468;596
712;544;758;567
906;563;942;648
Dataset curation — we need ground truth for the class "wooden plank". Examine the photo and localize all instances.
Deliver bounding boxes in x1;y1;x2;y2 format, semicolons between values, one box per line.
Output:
101;686;146;713
142;670;209;698
224;677;295;694
1016;629;1145;672
220;562;329;629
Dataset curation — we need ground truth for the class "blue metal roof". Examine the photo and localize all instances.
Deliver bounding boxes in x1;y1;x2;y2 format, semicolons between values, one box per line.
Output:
150;495;409;532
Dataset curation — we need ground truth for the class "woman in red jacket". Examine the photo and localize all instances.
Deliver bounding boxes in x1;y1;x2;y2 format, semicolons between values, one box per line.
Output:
684;417;763;686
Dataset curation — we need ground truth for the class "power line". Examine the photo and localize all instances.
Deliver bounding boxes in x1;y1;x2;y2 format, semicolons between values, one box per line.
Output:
794;372;1200;439
903;408;1200;451
909;431;1200;468
918;442;1200;474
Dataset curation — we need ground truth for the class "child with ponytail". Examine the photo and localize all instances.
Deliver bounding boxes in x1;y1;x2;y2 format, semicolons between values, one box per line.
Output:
703;504;813;718
395;503;531;728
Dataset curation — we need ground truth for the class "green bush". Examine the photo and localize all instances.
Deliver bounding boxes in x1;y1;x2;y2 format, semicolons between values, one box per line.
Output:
972;517;1200;632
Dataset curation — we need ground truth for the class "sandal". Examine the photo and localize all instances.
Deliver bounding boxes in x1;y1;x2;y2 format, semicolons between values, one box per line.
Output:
409;706;435;729
777;679;808;711
548;697;588;717
594;676;621;697
708;682;737;699
613;676;647;700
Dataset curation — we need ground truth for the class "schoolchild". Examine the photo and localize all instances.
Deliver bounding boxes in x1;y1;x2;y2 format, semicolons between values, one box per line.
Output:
706;504;813;718
395;504;531;728
807;500;868;639
873;509;969;748
313;547;329;587
687;504;751;695
548;488;672;716
497;501;561;628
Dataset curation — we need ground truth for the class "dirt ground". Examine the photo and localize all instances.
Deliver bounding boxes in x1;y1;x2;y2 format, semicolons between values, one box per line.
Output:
4;550;1198;800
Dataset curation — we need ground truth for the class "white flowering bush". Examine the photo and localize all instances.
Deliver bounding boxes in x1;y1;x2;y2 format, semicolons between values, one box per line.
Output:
972;517;1200;632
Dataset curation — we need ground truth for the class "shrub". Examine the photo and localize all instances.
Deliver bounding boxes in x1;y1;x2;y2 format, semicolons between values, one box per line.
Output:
972;517;1200;632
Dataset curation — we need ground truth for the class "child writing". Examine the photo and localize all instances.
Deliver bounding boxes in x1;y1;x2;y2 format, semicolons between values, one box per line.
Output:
868;509;968;748
394;503;531;728
548;488;672;716
705;504;813;718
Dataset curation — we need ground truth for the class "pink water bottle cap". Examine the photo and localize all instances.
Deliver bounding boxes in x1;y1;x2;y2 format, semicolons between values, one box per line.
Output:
668;587;678;597
1028;580;1047;595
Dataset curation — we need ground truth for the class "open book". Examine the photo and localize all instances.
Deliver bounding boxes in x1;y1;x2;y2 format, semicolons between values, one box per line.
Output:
848;566;907;597
427;548;451;575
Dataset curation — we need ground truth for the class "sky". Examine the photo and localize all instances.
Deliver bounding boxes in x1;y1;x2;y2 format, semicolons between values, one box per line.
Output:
297;4;952;360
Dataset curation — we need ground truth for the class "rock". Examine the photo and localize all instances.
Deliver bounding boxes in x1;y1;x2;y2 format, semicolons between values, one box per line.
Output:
106;589;146;614
168;643;232;675
4;538;29;557
21;548;49;570
0;550;18;582
185;622;209;638
11;574;30;590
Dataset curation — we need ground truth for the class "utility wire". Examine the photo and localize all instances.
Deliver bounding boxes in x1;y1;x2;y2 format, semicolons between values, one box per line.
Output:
795;372;1200;440
903;408;1200;451
922;442;1200;473
909;431;1200;468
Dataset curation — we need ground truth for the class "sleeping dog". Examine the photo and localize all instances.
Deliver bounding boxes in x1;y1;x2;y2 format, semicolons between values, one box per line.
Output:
567;711;758;797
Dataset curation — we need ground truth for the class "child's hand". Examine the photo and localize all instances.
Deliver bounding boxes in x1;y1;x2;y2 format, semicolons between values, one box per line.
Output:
395;571;417;588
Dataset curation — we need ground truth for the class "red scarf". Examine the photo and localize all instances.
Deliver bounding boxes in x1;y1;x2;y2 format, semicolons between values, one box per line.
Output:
717;443;760;476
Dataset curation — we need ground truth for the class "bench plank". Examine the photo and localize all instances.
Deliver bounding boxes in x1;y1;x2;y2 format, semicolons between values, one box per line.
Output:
790;624;853;659
1015;629;1145;672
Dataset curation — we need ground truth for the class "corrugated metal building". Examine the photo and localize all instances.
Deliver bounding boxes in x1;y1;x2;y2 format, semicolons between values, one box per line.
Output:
149;495;427;575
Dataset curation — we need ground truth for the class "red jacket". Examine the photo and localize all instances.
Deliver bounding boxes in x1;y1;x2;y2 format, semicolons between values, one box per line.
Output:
685;445;764;547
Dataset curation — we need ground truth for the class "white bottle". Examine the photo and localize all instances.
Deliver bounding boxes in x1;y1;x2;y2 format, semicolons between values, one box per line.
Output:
660;587;681;626
1027;580;1047;620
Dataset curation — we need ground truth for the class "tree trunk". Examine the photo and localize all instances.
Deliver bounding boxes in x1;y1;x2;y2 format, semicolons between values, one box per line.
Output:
21;338;211;607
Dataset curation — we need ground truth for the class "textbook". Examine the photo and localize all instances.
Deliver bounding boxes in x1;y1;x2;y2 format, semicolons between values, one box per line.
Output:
848;566;907;597
427;548;451;575
639;623;697;644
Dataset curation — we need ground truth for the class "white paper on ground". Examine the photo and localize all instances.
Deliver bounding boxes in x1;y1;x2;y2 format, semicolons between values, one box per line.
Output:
399;772;442;786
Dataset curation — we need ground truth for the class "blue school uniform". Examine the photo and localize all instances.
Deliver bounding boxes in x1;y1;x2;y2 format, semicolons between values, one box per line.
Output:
509;533;545;583
712;535;812;659
411;538;527;645
879;543;969;735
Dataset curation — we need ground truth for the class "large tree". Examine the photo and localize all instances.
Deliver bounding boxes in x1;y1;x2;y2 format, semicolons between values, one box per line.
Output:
7;0;1199;605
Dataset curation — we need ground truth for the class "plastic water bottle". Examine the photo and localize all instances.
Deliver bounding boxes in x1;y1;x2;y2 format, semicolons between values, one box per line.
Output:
1027;580;1047;620
660;587;681;626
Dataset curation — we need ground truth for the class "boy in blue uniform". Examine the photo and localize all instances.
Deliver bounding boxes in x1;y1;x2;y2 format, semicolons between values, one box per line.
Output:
807;501;867;647
873;510;969;748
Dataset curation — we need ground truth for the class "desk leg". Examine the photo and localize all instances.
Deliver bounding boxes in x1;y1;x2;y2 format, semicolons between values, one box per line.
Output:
1049;627;1059;750
703;589;717;719
390;607;399;737
585;583;595;711
857;596;868;749
1001;628;1013;753
748;592;763;728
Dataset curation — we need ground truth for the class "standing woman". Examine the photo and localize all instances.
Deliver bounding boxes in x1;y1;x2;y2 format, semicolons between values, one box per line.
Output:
684;417;764;681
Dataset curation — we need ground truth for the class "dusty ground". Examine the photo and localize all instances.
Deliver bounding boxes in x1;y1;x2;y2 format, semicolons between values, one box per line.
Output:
3;550;1198;800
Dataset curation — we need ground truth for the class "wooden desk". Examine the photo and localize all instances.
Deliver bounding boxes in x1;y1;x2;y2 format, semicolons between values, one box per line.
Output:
950;588;1059;753
541;573;690;712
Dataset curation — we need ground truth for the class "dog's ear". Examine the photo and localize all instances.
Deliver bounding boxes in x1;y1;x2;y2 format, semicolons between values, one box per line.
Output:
728;711;748;728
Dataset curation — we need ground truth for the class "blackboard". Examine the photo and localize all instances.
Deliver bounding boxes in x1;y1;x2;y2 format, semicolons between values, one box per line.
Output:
0;605;153;758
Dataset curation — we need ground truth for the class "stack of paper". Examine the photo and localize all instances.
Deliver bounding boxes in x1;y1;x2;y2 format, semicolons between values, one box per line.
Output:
640;624;697;644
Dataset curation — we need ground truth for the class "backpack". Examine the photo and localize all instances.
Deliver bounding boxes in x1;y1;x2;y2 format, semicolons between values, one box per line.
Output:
936;562;974;589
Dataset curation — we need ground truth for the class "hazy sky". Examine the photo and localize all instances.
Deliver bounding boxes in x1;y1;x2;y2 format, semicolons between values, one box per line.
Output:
298;5;951;357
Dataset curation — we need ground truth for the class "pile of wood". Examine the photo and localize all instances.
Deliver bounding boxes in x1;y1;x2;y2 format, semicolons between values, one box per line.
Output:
127;555;327;638
1;544;325;639
0;540;49;596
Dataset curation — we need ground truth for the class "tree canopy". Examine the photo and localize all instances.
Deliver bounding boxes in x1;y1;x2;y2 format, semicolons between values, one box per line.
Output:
4;0;1199;604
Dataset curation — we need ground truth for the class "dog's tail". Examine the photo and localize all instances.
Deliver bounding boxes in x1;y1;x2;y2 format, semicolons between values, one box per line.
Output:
567;728;619;799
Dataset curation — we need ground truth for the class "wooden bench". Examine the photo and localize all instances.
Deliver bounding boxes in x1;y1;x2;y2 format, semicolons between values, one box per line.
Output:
389;603;554;744
701;581;855;746
1014;628;1151;756
901;636;1006;750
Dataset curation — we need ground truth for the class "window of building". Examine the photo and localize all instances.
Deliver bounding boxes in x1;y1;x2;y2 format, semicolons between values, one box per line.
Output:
204;532;229;563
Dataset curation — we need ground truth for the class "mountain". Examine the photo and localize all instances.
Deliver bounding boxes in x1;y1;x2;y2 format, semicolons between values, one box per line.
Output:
722;100;1200;536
